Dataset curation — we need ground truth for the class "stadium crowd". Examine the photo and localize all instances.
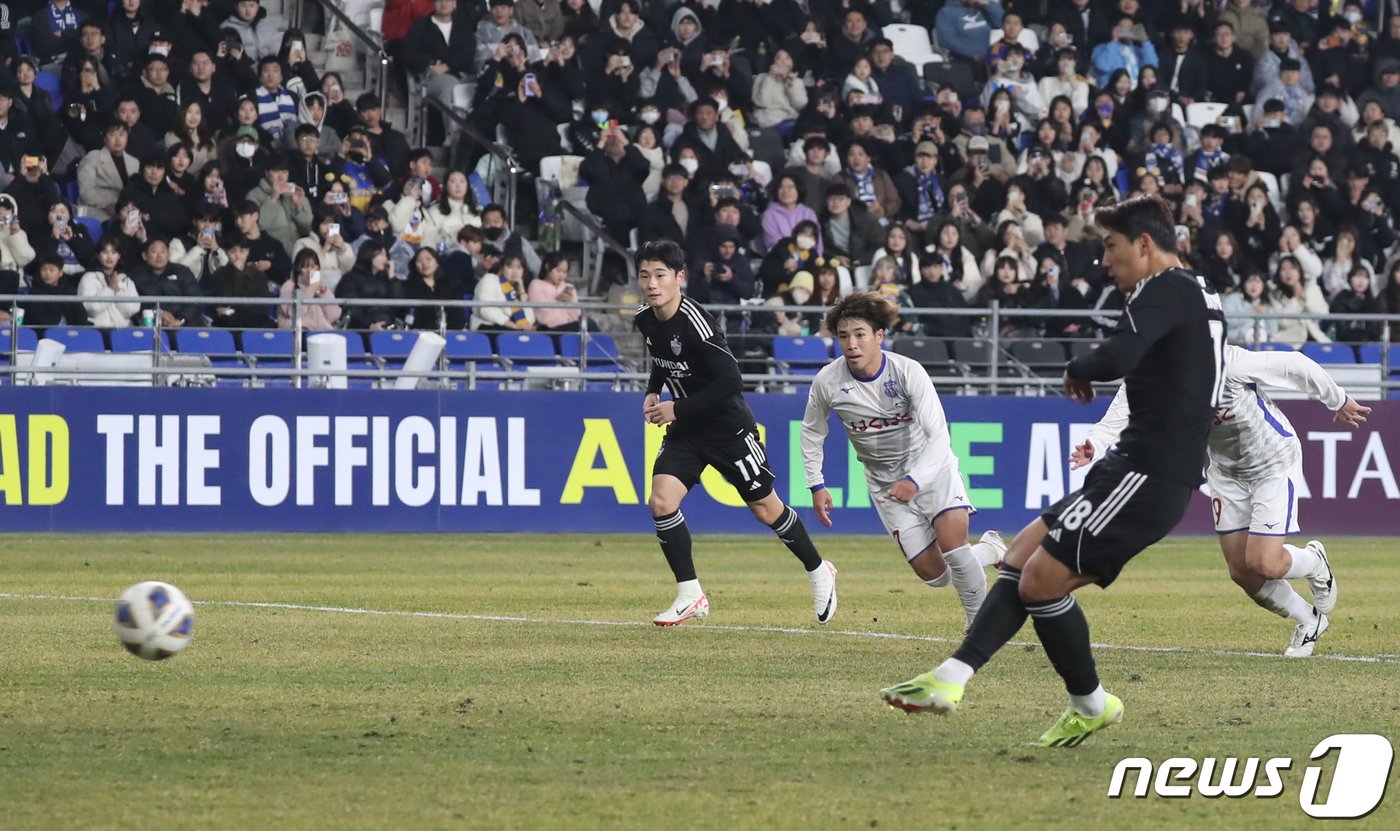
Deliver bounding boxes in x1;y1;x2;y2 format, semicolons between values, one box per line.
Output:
1;0;1399;351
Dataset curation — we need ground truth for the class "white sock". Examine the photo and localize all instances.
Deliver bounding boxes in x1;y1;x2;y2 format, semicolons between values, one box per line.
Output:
1282;544;1321;580
943;544;988;620
1251;579;1314;624
675;579;703;600
970;540;1002;568
923;571;951;588
1071;684;1107;718
933;657;975;686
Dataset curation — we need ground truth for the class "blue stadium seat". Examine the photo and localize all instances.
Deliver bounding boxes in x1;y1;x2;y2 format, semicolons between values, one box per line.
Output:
0;326;39;352
496;332;559;367
241;329;295;385
34;71;61;109
109;327;168;353
369;330;420;363
444;331;503;388
48;327;106;352
1301;343;1355;364
771;336;831;375
74;216;103;242
1355;344;1400;367
1255;342;1294;352
175;328;242;368
558;332;626;372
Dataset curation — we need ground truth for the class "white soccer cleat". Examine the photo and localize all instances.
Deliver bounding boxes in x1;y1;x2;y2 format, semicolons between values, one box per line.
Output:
809;560;838;625
1285;609;1329;658
652;593;709;626
1304;540;1337;615
979;530;1008;569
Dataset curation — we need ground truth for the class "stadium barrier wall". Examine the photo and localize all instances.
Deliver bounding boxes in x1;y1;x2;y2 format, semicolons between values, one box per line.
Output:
0;389;1396;536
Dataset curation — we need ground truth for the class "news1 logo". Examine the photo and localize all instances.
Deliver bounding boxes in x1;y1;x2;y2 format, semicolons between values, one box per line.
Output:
1108;734;1394;819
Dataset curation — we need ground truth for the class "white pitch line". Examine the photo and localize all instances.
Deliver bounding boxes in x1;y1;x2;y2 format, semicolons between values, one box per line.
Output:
3;592;1396;666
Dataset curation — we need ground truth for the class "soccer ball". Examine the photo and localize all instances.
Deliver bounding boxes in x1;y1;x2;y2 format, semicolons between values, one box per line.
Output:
113;581;196;660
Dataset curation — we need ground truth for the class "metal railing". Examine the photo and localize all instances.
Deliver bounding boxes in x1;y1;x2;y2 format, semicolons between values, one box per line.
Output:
290;0;390;106
4;295;1397;395
554;200;636;293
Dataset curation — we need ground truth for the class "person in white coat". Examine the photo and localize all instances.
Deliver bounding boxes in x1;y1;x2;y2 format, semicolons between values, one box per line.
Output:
78;239;141;327
1072;345;1370;657
0;195;36;276
293;210;357;289
801;292;1006;633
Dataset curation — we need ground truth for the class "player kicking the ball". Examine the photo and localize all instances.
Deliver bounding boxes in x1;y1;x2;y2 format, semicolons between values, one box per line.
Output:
634;240;837;627
879;196;1225;747
1073;344;1369;657
800;292;1005;632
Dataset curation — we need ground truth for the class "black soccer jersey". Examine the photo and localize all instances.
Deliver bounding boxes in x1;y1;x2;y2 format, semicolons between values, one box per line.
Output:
634;296;757;438
1066;267;1226;487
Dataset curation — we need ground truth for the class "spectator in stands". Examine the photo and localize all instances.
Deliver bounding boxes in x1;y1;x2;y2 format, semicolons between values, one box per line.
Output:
481;203;541;275
868;38;918;127
761;174;818;251
118;149;185;242
11;59;64;165
1091;17;1156;89
4;155;62;241
1224;270;1275;344
293;209;356;288
62;22;117;98
820;182;882;266
758;217;821;296
287;124;332;201
528;252;587;333
22;252;86;327
177;50;235;134
0;193;32;282
334;126;393;213
209;236;272;329
908;254;971;338
295;94;341;160
78;121;139;220
1320;226;1371;299
167;101;218;172
125;53;178;143
1255;59;1313;127
1329;266;1380;343
1254;20;1313;98
477;0;540;70
35;0;83;68
675;97;745;184
250;57;296;144
471;251;535;333
357;94;412;179
249;156;313;253
79;239;140;328
980;218;1035;284
0;87;42;176
688;224;755;311
582;125;649;241
170;204;228;293
319;73;359;141
233;199;291;286
640;162;696;248
1205;21;1253;105
1292;195;1334;258
319;179;367;244
633;123;665;200
1220;0;1268;59
405;247;467;330
36;201;97;276
223;0;281;62
440;224;482;289
560;0;598;44
278;247;341;331
337;242;403;330
752;49;806;130
872;224;920;284
518;0;564;45
936;0;1003;66
780;136;834;213
403;0;477;115
130;237;202;327
839;139;899;224
1270;254;1331;347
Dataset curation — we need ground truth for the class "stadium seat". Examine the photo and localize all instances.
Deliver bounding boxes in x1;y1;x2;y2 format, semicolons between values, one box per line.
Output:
496;332;560;368
444;331;503;388
240;329;295;385
49;327;106;352
771;336;831;375
924;61;977;102
0;326;39;352
74;216;103;242
109;327;168;353
369;330;420;366
1009;338;1067;376
892;336;951;367
34;71;61;109
883;23;937;66
1069;340;1099;361
1301;343;1355;365
1185;102;1228;129
950;338;996;371
175;328;241;364
558;332;626;372
1354;344;1400;366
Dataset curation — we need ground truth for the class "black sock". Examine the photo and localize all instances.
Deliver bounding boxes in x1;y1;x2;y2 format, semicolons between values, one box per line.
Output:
769;506;823;571
1028;596;1100;696
654;510;695;582
951;566;1027;671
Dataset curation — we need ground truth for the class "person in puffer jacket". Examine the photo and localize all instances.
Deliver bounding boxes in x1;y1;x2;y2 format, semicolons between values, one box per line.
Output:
222;0;282;63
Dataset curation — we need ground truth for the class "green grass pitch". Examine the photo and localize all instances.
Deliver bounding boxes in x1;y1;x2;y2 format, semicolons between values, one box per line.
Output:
1;534;1396;830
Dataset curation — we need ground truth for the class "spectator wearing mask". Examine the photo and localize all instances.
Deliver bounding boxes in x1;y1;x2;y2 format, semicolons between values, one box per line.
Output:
480;203;541;275
210;236;273;329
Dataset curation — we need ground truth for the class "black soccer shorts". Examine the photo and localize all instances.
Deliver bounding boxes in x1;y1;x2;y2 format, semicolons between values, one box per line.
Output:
653;426;776;502
1039;451;1194;587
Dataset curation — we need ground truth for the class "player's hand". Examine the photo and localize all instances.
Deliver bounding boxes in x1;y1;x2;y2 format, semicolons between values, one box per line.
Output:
813;488;834;527
1068;438;1095;470
883;478;917;503
642;392;659;419
1334;397;1371;427
645;400;677;425
1063;371;1094;403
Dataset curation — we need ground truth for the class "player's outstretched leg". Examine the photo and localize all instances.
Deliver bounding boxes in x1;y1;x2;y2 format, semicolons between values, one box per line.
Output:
650;476;708;626
751;494;837;624
880;520;1046;714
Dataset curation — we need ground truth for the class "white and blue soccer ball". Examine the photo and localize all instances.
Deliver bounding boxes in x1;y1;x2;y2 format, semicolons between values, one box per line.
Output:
113;581;196;660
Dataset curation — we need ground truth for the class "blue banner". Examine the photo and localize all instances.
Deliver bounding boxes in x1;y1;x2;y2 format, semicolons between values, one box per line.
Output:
1;389;1394;534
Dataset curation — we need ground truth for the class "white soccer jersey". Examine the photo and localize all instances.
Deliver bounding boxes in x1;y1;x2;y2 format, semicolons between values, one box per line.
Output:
801;351;956;491
1085;346;1347;480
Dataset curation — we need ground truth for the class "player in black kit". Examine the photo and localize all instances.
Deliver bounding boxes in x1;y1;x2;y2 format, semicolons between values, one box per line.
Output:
633;239;838;627
880;196;1227;747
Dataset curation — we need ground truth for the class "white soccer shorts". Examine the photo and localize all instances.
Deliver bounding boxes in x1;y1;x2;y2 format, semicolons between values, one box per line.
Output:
873;461;975;561
1207;465;1301;537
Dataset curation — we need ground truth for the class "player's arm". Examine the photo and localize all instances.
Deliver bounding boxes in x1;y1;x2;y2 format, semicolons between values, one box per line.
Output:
1224;346;1370;426
899;361;950;493
1071;385;1130;470
1065;276;1188;386
800;379;836;527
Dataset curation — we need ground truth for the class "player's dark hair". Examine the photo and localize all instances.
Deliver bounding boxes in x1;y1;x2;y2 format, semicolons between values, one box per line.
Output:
823;290;896;336
1094;194;1176;252
637;239;686;273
